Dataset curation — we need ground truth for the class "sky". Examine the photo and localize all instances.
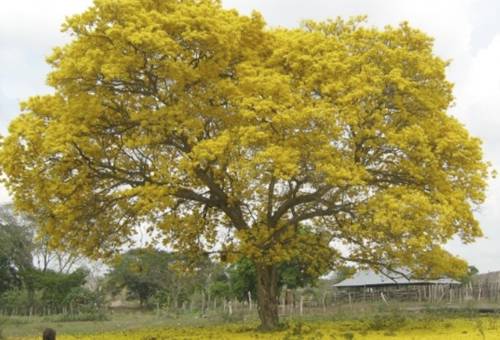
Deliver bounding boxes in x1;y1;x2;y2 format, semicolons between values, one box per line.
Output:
1;0;500;272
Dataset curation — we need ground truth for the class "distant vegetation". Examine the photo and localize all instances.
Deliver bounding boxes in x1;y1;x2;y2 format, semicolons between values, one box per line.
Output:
0;205;104;319
0;204;335;322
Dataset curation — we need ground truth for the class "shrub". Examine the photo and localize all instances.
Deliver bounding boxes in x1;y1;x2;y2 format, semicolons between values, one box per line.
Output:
366;313;407;334
63;286;106;314
49;310;109;322
282;321;318;340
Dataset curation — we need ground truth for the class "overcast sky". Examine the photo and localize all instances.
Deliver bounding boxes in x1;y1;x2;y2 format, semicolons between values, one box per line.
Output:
1;0;499;272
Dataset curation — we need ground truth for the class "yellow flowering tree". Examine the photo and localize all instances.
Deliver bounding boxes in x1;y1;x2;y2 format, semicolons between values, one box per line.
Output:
0;0;491;329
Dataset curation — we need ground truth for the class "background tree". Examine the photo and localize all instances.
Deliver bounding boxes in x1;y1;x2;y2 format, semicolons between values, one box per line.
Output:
0;205;37;309
107;248;173;307
0;0;491;329
0;205;97;316
0;268;95;316
0;256;18;295
460;265;480;284
0;205;35;276
33;234;84;274
35;268;88;314
107;248;219;310
227;258;257;302
219;257;320;302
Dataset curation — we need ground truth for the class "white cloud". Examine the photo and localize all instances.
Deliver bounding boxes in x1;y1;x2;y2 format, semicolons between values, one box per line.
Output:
0;0;92;48
455;34;500;138
444;34;500;269
223;0;474;57
0;1;93;132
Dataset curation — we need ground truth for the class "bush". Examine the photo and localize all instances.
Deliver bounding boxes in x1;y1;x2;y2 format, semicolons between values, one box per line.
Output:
282;321;313;339
0;289;33;315
48;311;109;322
366;312;407;334
0;278;105;317
63;286;106;314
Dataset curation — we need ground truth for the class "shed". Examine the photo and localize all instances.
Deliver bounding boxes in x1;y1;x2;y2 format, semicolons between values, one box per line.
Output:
334;269;460;288
332;269;460;303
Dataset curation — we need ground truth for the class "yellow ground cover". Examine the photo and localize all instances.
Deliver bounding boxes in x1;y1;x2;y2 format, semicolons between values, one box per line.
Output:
11;317;500;339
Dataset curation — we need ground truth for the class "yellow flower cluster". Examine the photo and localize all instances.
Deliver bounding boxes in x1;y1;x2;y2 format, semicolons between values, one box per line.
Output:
12;318;500;340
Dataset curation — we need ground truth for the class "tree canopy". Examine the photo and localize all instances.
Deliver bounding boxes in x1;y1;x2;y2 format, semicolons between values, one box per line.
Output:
0;0;490;329
107;248;175;306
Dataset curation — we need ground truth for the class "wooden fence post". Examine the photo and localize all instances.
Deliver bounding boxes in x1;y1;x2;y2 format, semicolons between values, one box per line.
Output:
299;295;304;316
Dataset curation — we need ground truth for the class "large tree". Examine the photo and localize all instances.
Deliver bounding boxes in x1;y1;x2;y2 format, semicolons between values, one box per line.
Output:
0;0;490;329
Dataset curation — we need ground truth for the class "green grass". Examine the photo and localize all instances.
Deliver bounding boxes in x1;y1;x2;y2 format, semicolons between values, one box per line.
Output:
2;304;500;339
1;311;211;337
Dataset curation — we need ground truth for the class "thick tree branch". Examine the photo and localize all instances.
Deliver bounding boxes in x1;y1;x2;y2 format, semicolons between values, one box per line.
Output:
174;188;217;207
270;185;332;226
289;204;351;225
193;168;247;229
266;176;276;224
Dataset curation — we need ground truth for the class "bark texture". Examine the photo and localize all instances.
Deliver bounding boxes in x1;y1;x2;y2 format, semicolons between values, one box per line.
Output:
255;264;280;330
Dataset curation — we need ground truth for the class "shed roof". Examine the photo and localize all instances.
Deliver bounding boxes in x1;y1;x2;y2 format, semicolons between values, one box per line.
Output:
333;269;461;288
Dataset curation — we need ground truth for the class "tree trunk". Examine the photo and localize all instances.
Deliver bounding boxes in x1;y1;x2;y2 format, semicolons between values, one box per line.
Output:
255;263;280;330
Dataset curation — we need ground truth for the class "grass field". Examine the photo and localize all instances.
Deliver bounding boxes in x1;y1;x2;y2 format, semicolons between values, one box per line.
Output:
2;308;500;339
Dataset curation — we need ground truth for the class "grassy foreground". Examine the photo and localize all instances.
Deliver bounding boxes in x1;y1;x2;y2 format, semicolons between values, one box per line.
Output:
5;314;500;340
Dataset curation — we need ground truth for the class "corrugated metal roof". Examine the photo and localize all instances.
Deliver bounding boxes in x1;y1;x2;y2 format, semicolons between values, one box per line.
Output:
333;269;461;287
